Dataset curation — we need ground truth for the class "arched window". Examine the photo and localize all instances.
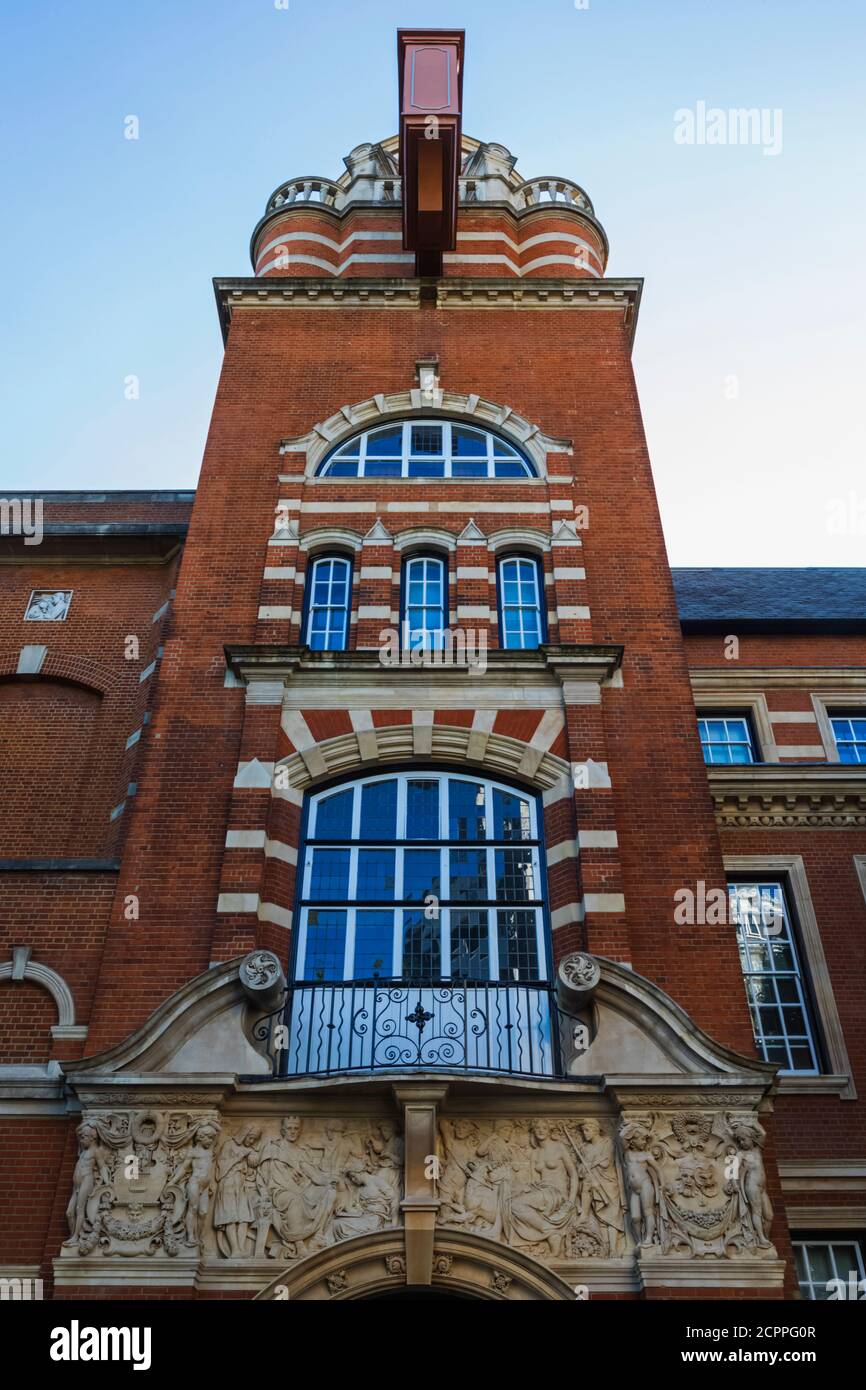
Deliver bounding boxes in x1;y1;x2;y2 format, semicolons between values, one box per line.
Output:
304;554;352;651
402;554;447;650
497;554;545;649
294;771;547;984
318;420;536;478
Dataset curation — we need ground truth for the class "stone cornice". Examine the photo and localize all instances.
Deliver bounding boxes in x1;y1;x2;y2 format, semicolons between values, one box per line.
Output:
213;276;643;345
709;764;866;828
223;643;623;689
691;667;866;691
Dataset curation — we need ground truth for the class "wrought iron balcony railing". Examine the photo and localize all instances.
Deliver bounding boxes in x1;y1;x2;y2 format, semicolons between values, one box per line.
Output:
262;980;562;1080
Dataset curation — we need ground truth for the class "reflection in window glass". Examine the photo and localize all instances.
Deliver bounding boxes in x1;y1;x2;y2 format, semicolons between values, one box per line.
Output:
360;780;397;839
303;910;347;981
309;849;350;901
729;881;819;1073
406;779;439;839
451;911;490;980
448;780;486;841
296;773;546;985
403;849;441;903
314;788;353;839
356;849;396;901
794;1239;865;1299
402;909;441;981
353;911;394;979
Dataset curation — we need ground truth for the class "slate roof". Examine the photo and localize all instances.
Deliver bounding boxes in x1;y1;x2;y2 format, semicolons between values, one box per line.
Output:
672;569;866;631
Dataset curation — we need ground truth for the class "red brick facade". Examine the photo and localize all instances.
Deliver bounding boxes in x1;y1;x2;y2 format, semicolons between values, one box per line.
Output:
2;119;863;1307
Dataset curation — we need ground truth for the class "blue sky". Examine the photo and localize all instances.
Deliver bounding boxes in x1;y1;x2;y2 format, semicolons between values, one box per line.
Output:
1;0;864;564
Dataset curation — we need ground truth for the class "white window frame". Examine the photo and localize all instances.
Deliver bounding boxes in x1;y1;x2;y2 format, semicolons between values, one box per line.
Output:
305;554;352;650
725;854;856;1099
498;554;544;650
793;1237;866;1300
319;419;535;479
296;771;547;985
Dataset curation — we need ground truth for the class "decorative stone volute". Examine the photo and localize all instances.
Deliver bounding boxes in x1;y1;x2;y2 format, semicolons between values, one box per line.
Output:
238;951;285;1011
556;951;602;1012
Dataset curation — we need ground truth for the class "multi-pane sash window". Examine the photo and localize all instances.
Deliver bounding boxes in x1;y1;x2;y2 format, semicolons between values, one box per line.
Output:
305;555;351;651
728;880;820;1073
699;715;756;764
403;555;447;651
295;772;547;985
498;555;544;650
831;714;866;764
318;420;535;478
794;1238;866;1300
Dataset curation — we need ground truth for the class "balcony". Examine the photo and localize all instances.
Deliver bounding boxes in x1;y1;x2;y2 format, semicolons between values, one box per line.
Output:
265;980;563;1080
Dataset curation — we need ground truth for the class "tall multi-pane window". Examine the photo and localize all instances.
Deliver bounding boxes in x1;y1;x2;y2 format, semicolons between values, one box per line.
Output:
497;555;544;650
698;715;756;764
294;771;547;984
304;554;352;651
830;713;866;763
402;554;447;651
728;880;820;1073
319;420;535;478
793;1238;865;1299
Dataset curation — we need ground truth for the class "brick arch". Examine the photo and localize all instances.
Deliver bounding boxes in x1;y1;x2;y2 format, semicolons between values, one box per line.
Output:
0;650;119;696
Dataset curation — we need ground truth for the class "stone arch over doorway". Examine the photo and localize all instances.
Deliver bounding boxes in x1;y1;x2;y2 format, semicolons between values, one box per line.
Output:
254;1228;576;1301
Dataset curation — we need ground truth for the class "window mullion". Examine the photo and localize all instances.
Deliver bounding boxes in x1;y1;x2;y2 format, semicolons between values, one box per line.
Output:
487;905;499;981
441;905;451;978
344;906;356;979
393;909;403;979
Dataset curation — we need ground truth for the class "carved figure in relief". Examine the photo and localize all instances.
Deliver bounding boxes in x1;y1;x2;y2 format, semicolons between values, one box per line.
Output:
163;1122;219;1248
727;1117;773;1249
619;1121;663;1249
64;1123;113;1245
322;1119;366;1205
510;1120;578;1256
476;1120;519;1241
569;1119;626;1256
214;1125;264;1258
257;1116;339;1257
366;1121;403;1225
438;1118;481;1219
333;1163;395;1241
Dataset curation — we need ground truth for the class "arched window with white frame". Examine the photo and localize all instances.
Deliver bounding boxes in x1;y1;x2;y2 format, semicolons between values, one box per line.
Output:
497;554;545;650
402;553;447;651
285;771;554;1077
317;419;536;478
304;553;352;651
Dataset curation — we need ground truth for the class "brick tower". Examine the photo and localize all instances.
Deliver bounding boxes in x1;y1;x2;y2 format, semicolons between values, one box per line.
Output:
10;29;864;1306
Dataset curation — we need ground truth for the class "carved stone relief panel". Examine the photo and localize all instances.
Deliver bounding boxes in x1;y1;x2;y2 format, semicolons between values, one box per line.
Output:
59;1104;777;1274
59;1111;403;1264
437;1116;629;1262
617;1110;777;1260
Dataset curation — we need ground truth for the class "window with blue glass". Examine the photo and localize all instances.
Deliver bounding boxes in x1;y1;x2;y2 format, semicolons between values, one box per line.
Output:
830;713;866;764
304;554;351;651
698;714;756;764
402;554;447;651
497;555;544;650
294;771;547;984
317;420;536;479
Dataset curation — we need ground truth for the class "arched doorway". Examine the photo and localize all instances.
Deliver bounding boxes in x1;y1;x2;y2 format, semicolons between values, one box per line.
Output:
255;1228;576;1301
